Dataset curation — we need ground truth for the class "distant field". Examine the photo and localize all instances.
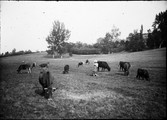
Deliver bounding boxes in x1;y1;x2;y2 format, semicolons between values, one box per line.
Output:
0;48;166;119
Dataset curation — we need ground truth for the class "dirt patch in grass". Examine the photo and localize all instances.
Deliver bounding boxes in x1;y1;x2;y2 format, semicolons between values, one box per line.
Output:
58;89;119;101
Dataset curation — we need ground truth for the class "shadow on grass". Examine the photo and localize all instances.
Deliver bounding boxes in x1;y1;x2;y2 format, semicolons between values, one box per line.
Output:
115;72;125;76
43;54;71;59
43;55;61;59
107;87;141;98
147;66;166;69
35;89;44;96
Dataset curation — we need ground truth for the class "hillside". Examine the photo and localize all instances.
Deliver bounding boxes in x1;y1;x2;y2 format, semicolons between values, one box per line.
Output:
0;48;166;119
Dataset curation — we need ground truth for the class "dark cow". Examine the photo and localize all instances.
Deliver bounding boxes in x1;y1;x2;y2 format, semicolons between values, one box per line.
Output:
39;62;49;68
63;65;69;74
119;61;125;71
85;59;90;64
39;70;54;99
136;68;150;81
97;61;110;71
78;62;84;67
119;61;130;71
123;62;131;76
17;62;36;73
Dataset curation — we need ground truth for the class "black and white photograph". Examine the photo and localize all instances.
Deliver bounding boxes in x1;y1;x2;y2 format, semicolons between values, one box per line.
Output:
0;1;166;119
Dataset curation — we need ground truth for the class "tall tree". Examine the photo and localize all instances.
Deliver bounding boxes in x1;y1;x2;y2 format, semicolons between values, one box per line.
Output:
126;29;145;52
147;29;161;49
152;10;167;48
12;48;16;54
110;25;121;42
46;20;71;58
100;25;121;53
75;41;83;48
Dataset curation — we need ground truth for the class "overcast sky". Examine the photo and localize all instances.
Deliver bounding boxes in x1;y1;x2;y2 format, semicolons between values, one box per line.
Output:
1;1;167;54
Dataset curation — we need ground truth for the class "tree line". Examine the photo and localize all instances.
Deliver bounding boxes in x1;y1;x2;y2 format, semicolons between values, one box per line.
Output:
1;10;166;58
45;10;166;57
0;49;33;57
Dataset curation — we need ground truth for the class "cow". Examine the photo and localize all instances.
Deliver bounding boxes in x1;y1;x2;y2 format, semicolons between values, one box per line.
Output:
97;61;110;72
17;62;36;74
78;62;84;67
119;61;130;71
123;62;131;76
39;62;49;68
39;70;54;100
85;59;90;64
136;68;150;81
63;65;69;74
119;61;125;71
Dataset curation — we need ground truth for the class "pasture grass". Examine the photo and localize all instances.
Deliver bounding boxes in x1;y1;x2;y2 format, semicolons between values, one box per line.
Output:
0;48;166;119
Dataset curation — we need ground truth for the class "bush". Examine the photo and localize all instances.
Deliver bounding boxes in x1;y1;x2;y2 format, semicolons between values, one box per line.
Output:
69;52;73;57
71;48;101;54
110;46;125;53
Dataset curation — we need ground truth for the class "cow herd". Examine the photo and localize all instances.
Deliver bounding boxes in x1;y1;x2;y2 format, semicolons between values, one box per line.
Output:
118;61;150;81
16;59;150;100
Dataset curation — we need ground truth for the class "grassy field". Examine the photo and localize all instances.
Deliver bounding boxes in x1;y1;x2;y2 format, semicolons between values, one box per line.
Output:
0;48;166;119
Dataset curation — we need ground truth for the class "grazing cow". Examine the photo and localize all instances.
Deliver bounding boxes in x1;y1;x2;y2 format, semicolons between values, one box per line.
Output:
97;61;110;71
39;70;54;99
17;63;35;73
78;62;84;67
63;65;69;74
119;61;130;71
123;62;131;76
119;61;125;71
136;68;150;81
85;59;90;64
39;62;49;68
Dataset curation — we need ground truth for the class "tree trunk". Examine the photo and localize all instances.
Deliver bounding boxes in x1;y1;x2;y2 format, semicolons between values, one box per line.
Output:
159;40;164;48
52;52;55;58
159;44;162;48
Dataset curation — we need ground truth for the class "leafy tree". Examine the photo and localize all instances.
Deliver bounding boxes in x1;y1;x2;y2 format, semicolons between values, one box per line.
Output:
126;29;145;52
146;29;154;49
96;37;103;44
152;10;167;48
110;25;121;42
93;42;101;48
113;41;119;48
93;42;102;53
5;51;9;56
147;29;161;49
25;50;32;54
98;26;121;54
46;20;71;58
120;40;126;46
126;31;138;51
64;42;75;53
103;33;113;53
75;41;83;48
12;48;16;54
